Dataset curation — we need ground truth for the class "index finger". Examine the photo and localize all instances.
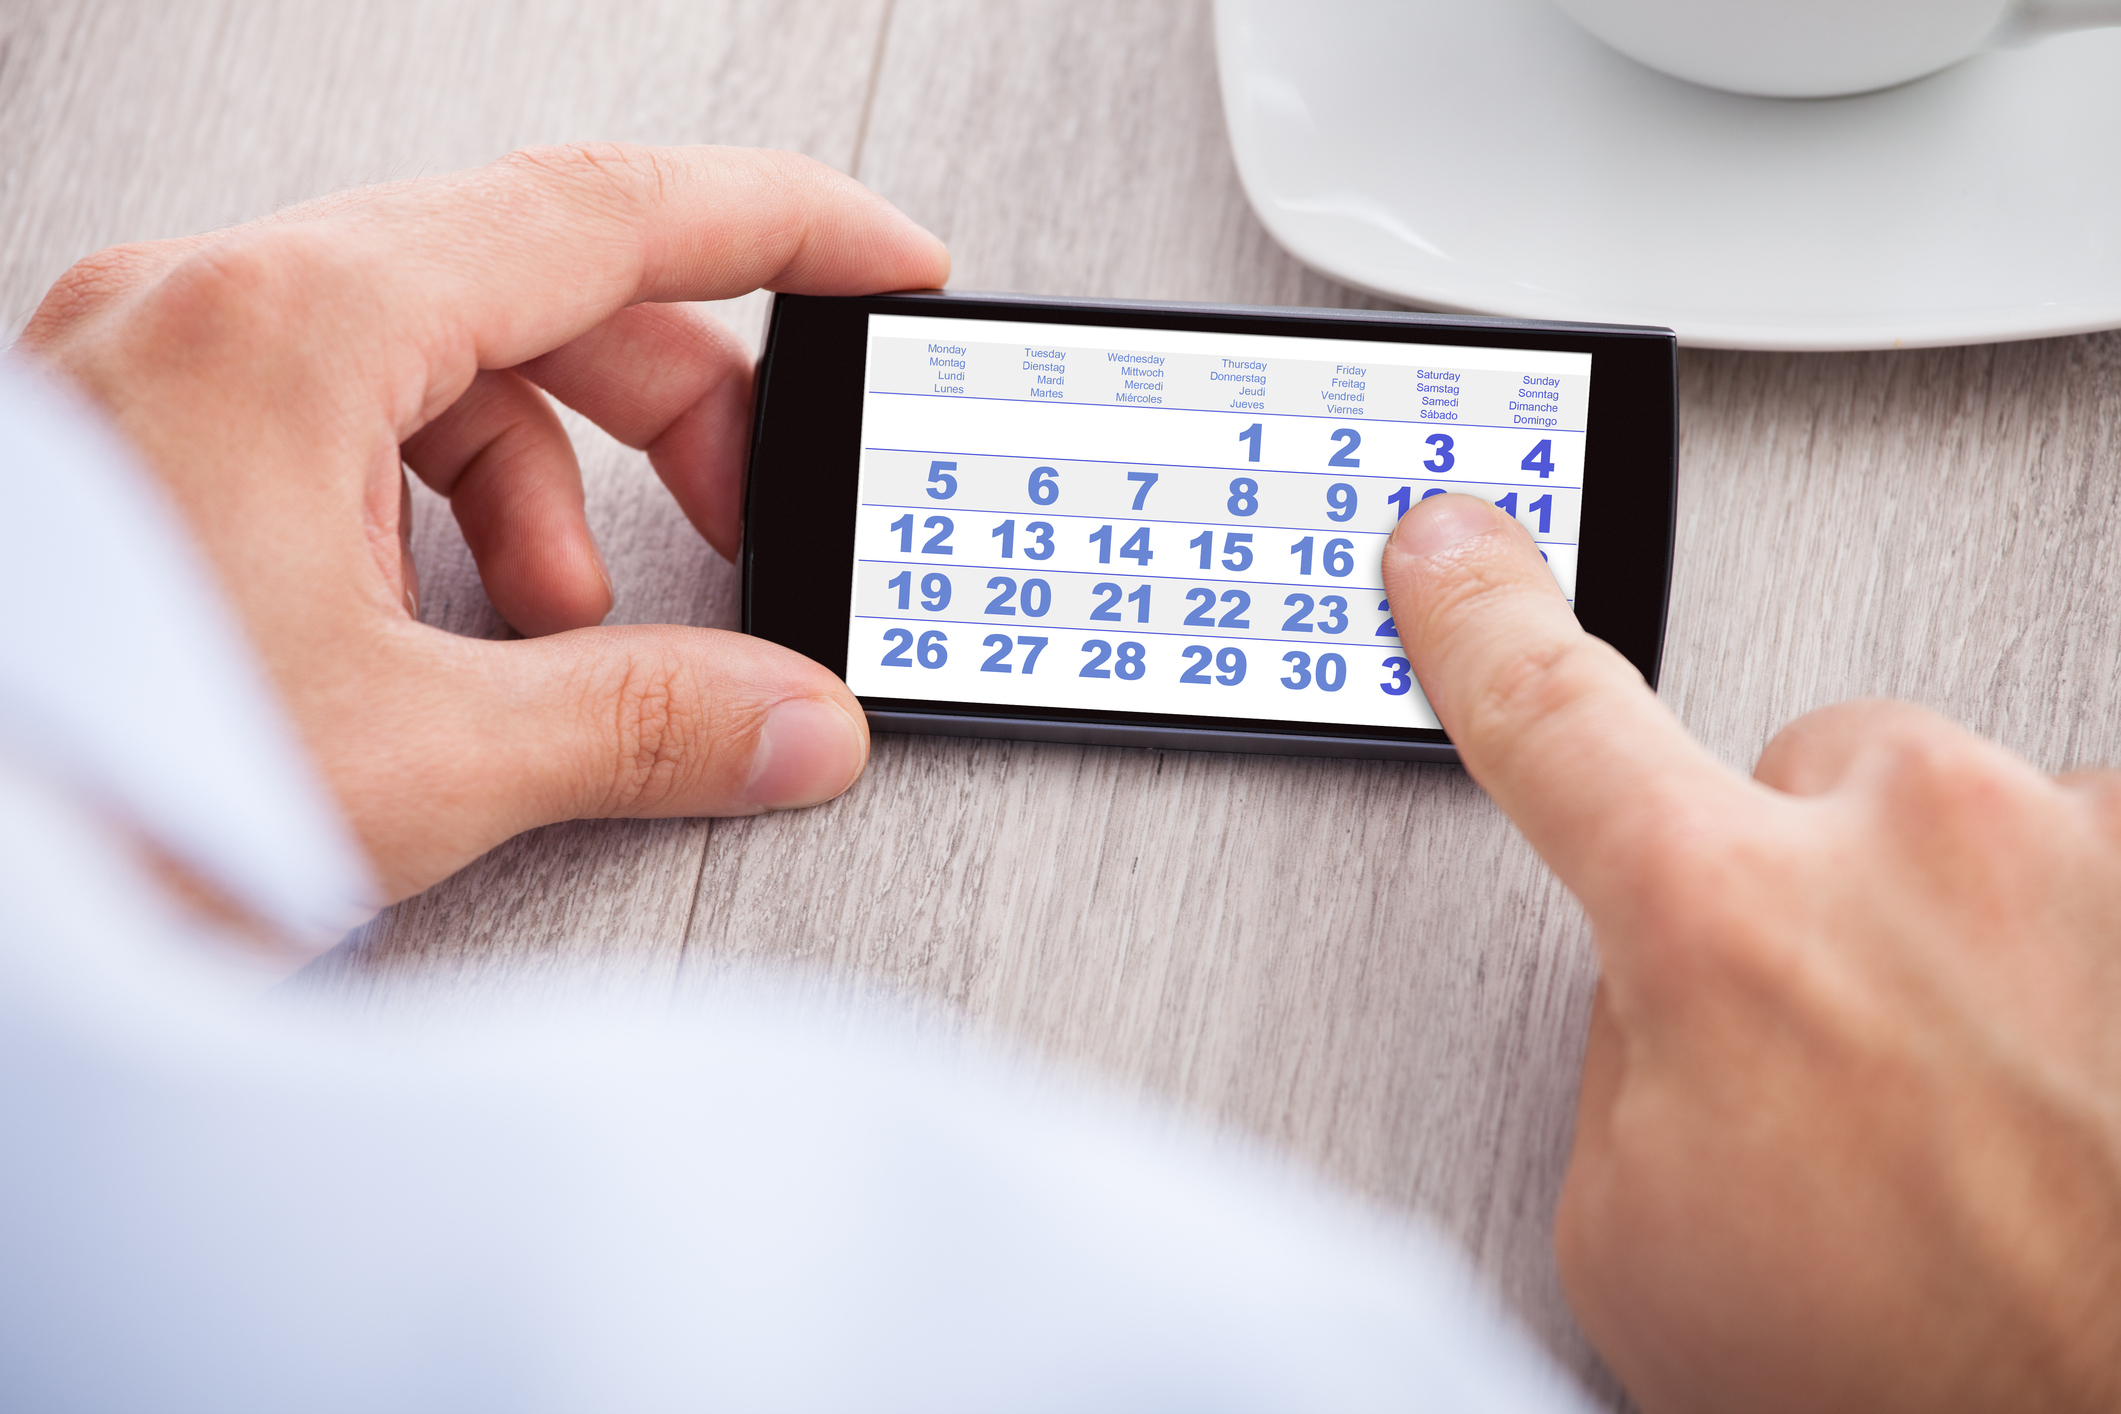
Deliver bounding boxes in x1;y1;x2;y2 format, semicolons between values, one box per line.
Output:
184;145;950;429
1382;494;1751;909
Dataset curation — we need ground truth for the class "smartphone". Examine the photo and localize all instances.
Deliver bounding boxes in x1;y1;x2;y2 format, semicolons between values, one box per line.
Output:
743;290;1676;763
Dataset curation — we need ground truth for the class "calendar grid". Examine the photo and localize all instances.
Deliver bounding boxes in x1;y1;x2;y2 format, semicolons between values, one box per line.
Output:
845;313;1590;734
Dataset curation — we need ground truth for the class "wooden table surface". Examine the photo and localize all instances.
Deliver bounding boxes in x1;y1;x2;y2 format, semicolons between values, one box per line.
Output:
7;2;2119;1400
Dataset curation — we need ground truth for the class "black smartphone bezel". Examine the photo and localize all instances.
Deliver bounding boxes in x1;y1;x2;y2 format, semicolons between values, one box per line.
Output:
743;290;1676;762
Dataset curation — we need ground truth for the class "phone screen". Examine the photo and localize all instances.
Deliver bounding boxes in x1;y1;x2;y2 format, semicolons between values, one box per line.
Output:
842;312;1589;732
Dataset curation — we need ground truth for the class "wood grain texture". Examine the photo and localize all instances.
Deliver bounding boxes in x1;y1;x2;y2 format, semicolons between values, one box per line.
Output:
6;1;2120;1405
1667;342;2121;775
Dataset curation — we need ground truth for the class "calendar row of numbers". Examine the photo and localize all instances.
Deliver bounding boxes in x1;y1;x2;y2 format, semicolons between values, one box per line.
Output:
864;409;1584;491
868;625;1423;697
858;504;1580;595
859;437;1584;536
856;563;1417;643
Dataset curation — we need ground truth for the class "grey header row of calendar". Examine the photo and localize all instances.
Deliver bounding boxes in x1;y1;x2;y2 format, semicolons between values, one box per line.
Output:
865;336;1591;432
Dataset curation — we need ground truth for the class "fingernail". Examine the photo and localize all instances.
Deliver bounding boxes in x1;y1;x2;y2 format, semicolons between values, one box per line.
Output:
744;697;868;809
1391;493;1495;559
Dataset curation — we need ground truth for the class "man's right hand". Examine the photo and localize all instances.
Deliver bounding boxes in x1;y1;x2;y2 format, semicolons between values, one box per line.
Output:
1384;493;2121;1413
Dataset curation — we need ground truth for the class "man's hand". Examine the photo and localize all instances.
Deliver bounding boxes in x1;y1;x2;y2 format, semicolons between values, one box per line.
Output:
1384;494;2121;1412
20;145;949;904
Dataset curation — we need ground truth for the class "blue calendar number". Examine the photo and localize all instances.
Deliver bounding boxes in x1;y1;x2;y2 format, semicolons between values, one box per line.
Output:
1494;491;1556;533
887;570;951;612
1028;465;1060;505
984;576;1051;618
1386;485;1448;517
925;459;958;499
1080;640;1146;680
979;634;1048;674
890;513;955;554
988;520;1057;560
1089;582;1150;623
1090;525;1154;566
1328;427;1361;467
881;628;948;669
1189;530;1253;571
1522;439;1555;478
1184;588;1251;628
1288;537;1354;578
1424;433;1455;473
1179;644;1247;685
1381;656;1413;696
1279;651;1347;692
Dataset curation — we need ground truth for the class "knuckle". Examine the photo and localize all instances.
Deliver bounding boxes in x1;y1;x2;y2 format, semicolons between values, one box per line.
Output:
1757;698;1987;800
1412;537;1526;621
495;142;665;213
1853;702;1961;759
1458;628;1626;751
1776;695;1912;747
752;146;838;194
1865;716;2028;822
594;654;705;813
136;227;353;358
1757;704;1836;765
27;242;170;335
1752;706;1852;789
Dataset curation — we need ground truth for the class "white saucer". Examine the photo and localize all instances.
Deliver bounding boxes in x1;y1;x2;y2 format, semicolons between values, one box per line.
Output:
1214;0;2121;350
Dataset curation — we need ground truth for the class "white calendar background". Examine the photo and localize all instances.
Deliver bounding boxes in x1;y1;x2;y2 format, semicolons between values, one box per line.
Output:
845;313;1591;732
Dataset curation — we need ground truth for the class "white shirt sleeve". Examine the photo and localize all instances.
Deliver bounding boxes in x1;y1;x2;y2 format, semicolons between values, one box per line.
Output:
0;354;1599;1414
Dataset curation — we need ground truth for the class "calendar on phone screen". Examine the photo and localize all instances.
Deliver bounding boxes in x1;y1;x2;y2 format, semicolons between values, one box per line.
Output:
844;313;1589;733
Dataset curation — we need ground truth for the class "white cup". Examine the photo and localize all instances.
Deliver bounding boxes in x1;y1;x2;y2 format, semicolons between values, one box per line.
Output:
1549;0;2121;97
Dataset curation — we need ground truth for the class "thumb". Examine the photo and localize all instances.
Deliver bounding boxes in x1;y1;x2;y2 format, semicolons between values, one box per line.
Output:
340;623;869;901
1381;493;1744;906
